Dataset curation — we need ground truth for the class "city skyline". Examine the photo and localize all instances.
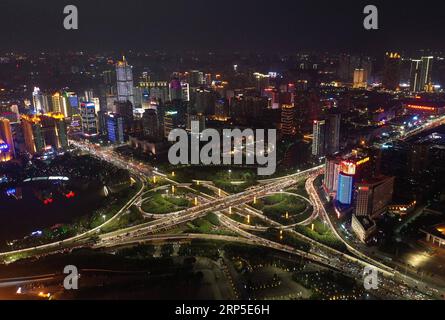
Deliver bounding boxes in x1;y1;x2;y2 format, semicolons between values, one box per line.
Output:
1;1;445;307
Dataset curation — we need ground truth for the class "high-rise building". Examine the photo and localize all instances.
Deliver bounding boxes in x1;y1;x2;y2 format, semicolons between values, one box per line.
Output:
51;92;71;118
355;176;395;218
195;89;215;115
324;156;341;194
188;70;204;88
351;214;376;243
338;55;372;83
148;81;169;103
181;82;190;102
106;113;125;144
142;109;159;140
419;56;434;92
409;59;422;92
114;100;134;121
281;104;297;136
32;87;44;114
353;69;367;89
325;113;341;155
21;113;68;155
312;119;326;157
337;172;354;205
214;99;229;119
169;79;183;101
80;102;98;136
383;52;401;91
116;56;134;105
0;118;14;161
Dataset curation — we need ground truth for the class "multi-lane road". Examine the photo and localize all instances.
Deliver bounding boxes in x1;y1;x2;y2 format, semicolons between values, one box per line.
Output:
1;136;443;299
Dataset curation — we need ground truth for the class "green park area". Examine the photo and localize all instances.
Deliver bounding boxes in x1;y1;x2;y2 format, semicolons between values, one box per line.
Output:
251;193;312;225
167;166;258;193
145;176;170;190
141;193;192;214
294;219;347;252
185;213;237;236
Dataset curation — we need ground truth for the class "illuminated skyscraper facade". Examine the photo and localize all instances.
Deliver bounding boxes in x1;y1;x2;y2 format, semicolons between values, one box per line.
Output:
116;57;134;106
21;113;68;155
0;118;14;161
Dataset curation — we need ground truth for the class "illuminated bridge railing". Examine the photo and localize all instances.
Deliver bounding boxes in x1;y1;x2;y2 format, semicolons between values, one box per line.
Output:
23;176;70;182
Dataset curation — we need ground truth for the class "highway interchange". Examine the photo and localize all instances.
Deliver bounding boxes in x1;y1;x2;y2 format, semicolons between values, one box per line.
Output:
1;127;445;299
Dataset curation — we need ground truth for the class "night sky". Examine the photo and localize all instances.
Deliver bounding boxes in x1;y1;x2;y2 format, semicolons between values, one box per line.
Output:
1;0;445;53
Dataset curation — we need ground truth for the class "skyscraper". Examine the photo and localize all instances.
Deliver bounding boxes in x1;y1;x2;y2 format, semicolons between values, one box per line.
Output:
116;56;134;106
80;102;98;136
0;118;14;161
142;109;159;140
324;156;341;194
409;59;422;92
382;52;401;91
169;79;183;101
51;92;71;118
188;70;204;88
106;113;125;144
32;87;44;114
355;176;395;218
281;104;297;137
21;113;68;155
419;56;434;92
353;69;367;89
337;172;354;205
325;113;341;155
312;119;326;157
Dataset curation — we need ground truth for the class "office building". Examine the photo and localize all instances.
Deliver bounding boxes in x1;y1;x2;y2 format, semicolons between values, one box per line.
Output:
106;113;125;144
188;70;204;87
351;214;376;243
51;92;71;118
325;113;341;155
32;87;45;114
0;118;14;161
419;56;434;92
116;56;134;105
281;104;297;136
353;69;367;89
142;109;159;140
337;172;354;205
409;60;422;92
382;52;401;90
169;79;183;101
355;176;395;217
21;113;68;155
324;156;341;194
80;102;98;136
312;119;326;157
